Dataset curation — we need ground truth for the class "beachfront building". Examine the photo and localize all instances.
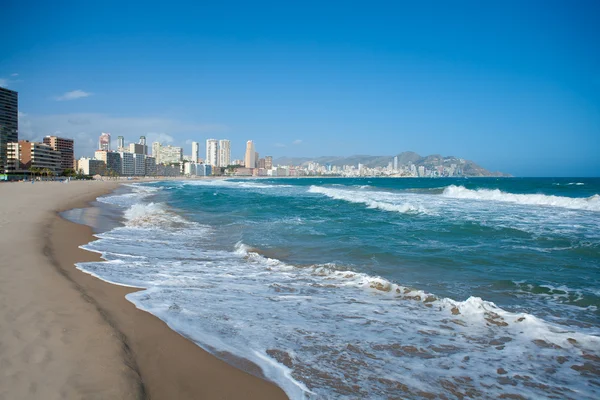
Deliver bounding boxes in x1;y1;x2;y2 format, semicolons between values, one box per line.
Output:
218;139;230;167
0;87;18;173
158;145;183;164
133;153;146;176
94;150;121;175
43;136;74;173
244;140;255;169
98;132;111;151
7;140;61;174
191;141;199;163
119;152;134;176
197;164;212;176
156;164;181;176
77;157;106;176
206;139;218;167
145;156;157;176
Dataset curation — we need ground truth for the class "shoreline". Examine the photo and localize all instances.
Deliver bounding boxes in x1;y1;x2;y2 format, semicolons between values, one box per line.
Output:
0;180;287;399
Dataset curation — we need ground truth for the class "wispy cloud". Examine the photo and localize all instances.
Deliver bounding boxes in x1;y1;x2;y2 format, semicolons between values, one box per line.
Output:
11;73;19;77
274;143;287;148
0;79;7;88
292;139;303;145
55;89;93;101
18;112;228;157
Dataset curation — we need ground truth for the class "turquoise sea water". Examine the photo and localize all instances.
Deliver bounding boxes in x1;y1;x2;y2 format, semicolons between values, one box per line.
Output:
76;177;600;399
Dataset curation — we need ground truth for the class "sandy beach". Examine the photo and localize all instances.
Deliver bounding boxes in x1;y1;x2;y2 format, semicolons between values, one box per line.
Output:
0;180;287;400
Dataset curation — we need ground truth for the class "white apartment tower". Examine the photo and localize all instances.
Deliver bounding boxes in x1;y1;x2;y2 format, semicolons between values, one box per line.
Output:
192;141;200;163
244;140;256;169
206;139;218;167
218;139;231;167
152;142;161;163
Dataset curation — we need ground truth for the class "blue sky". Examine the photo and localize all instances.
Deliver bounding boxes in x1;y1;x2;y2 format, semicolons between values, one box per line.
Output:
1;0;599;176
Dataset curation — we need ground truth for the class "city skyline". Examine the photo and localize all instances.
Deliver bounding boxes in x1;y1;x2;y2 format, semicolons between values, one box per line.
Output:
1;2;599;176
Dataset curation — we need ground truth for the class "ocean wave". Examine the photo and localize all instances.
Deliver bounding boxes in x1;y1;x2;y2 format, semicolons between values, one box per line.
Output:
77;233;600;399
308;186;431;214
97;184;161;206
183;179;294;189
442;185;600;211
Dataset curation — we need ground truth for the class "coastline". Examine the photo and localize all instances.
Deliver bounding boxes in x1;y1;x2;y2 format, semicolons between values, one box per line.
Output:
0;180;287;400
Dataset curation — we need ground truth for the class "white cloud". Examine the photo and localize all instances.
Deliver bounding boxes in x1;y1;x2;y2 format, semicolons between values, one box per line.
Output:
11;73;19;77
274;143;287;148
0;78;7;88
292;139;303;145
54;89;93;101
17;112;228;158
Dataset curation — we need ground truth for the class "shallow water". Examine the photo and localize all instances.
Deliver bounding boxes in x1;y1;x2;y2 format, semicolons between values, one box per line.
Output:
74;177;600;399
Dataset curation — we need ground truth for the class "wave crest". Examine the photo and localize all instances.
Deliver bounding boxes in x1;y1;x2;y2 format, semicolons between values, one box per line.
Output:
308;186;430;214
443;185;600;211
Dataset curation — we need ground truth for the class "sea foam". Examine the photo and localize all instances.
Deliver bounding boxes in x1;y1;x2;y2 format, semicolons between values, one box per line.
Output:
308;185;431;214
443;185;600;211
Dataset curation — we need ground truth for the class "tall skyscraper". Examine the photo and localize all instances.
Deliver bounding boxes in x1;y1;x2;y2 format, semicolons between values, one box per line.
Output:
152;141;161;163
43;136;74;172
191;141;199;163
244;140;255;169
218;139;231;167
265;156;273;170
0;87;18;173
139;136;147;155
206;139;218;167
393;156;398;171
117;136;125;151
99;132;111;151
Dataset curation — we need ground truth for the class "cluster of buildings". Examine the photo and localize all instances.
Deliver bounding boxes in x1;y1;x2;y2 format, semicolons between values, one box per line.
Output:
1;86;466;180
295;158;464;177
1;87;76;177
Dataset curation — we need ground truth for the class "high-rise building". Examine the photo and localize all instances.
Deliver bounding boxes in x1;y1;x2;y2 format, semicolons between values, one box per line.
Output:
152;142;161;163
76;158;106;176
119;152;135;176
145;157;157;176
138;136;147;155
244;141;255;169
133;153;147;176
218;139;231;167
158;145;183;164
265;156;273;170
258;158;266;169
7;140;61;174
192;141;200;163
255;152;259;168
0;87;18;173
129;143;146;155
94;150;122;175
43;136;74;172
393;156;398;171
99;132;111;151
206;139;218;167
117;136;125;152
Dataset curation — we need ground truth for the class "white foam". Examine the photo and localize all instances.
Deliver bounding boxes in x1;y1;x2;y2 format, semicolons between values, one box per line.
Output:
308;185;431;214
183;179;294;189
442;185;600;211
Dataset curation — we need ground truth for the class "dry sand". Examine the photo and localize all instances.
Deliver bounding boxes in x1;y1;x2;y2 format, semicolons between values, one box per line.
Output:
0;180;288;400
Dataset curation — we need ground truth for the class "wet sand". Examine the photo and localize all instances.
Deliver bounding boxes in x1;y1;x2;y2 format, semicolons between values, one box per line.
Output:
0;180;287;400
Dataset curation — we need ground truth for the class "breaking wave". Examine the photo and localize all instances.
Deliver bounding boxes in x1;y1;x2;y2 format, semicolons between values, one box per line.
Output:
308;186;430;214
443;185;600;211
